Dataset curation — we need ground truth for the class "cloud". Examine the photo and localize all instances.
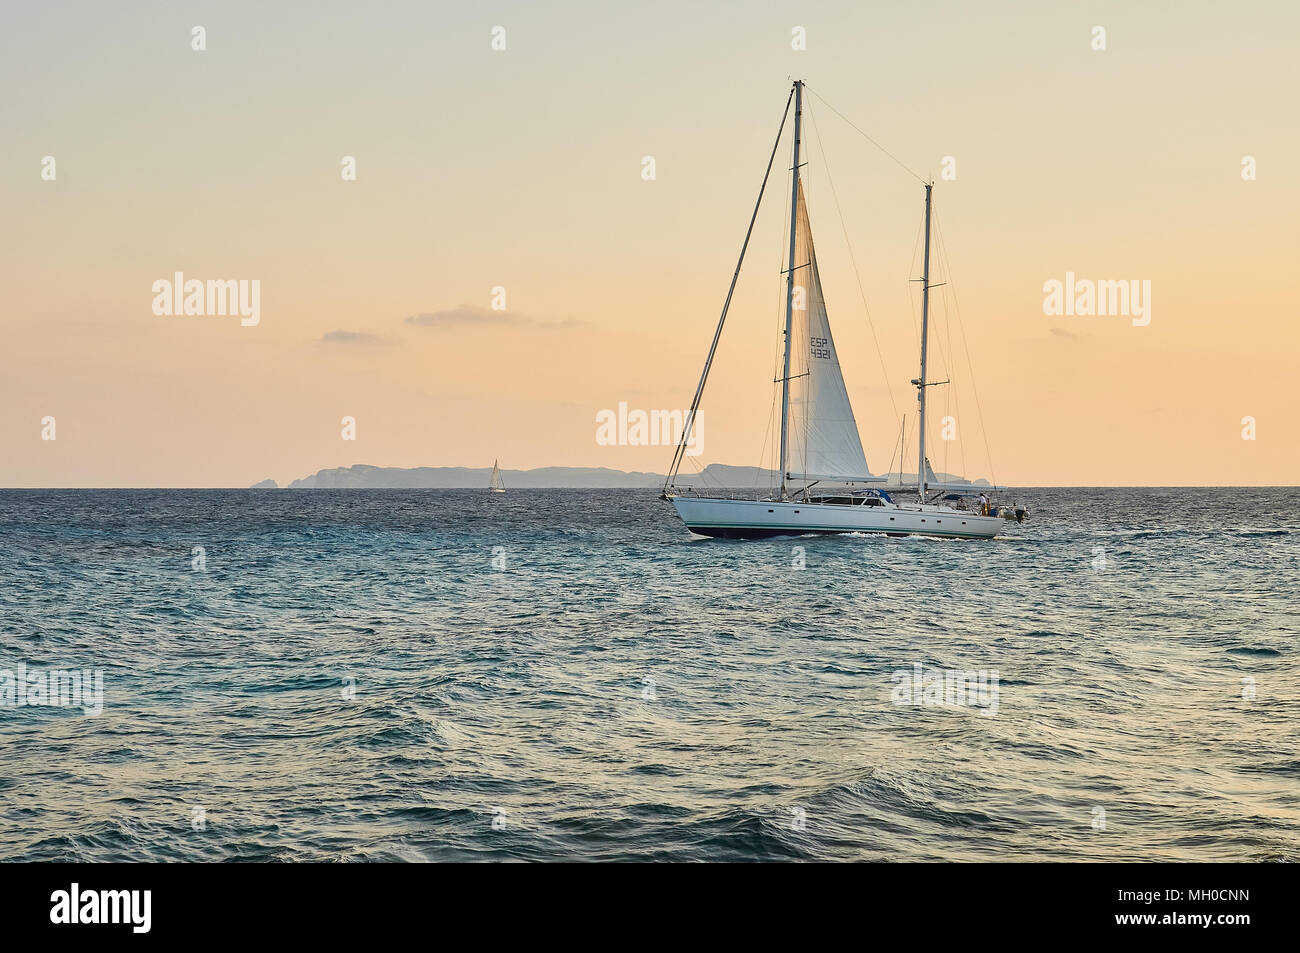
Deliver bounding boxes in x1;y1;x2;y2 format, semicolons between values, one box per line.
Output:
404;305;526;328
322;330;388;345
404;305;585;330
1049;327;1078;339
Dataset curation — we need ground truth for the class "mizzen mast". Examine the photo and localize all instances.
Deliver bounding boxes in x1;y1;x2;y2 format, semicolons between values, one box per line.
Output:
913;182;934;502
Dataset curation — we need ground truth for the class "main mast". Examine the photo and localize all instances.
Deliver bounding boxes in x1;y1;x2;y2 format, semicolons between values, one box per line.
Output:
914;182;933;503
778;79;804;501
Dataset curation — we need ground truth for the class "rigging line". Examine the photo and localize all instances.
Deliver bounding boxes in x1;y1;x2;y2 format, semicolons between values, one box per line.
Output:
905;206;924;479
664;86;795;491
906;210;924;351
933;207;997;487
941;337;951;478
758;248;782;494
765;118;798;497
805;98;902;424
919;203;956;482
757;388;776;497
805;86;929;186
932;211;980;472
899;413;907;484
940;279;967;482
759;222;786;497
883;413;904;481
941;235;961;478
922;252;953;395
935;247;968;482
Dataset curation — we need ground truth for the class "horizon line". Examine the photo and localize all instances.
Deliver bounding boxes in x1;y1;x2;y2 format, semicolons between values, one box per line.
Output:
2;484;1297;491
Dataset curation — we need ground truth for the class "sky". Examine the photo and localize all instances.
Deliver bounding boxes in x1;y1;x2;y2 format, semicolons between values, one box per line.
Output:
2;0;1297;487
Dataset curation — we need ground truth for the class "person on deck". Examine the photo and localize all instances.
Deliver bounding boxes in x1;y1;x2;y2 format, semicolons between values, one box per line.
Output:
978;493;990;516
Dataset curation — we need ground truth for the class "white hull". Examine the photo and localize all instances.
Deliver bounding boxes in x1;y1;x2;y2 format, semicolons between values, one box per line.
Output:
670;496;1003;540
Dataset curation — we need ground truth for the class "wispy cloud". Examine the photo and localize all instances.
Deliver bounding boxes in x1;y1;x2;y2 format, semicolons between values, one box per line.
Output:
405;305;525;328
404;305;584;330
322;330;389;345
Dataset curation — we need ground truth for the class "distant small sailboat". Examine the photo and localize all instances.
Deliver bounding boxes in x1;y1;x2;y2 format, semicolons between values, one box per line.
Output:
488;460;506;494
662;80;1027;539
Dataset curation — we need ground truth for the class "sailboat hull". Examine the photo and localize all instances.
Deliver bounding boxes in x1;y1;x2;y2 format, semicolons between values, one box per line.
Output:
670;496;1002;540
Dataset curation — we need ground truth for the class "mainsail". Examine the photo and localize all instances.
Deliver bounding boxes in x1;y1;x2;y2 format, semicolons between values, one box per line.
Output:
784;179;874;484
489;460;504;491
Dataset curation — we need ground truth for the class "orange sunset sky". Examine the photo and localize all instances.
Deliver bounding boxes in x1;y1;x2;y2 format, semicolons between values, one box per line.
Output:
2;0;1297;487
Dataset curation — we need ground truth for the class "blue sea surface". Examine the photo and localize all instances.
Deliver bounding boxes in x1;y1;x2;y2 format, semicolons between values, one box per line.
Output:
0;487;1297;861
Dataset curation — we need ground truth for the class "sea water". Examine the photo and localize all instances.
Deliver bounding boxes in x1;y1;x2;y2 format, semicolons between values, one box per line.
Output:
0;487;1296;861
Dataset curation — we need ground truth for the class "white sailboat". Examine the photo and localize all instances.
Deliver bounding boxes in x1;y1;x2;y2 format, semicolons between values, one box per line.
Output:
663;80;1026;540
488;460;506;494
